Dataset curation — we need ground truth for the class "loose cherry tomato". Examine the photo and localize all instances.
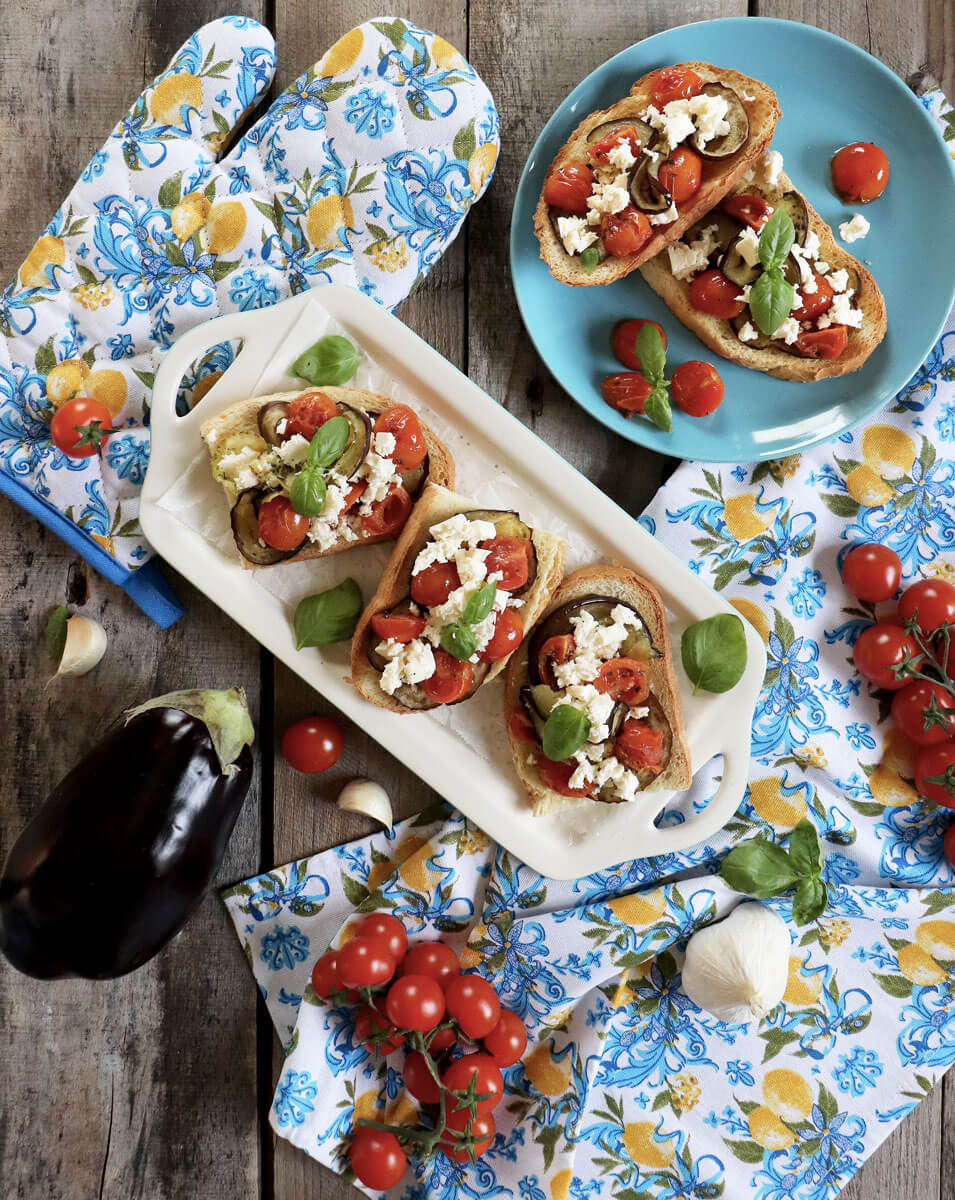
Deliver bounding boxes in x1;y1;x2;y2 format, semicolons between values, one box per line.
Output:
945;823;955;869
402;1049;442;1104
594;658;649;704
371;611;427;643
354;1005;404;1055
537;634;576;689
482;1009;528;1067
831;142;890;204
671;361;725;417
508;709;539;745
615;718;665;773
658;146;702;204
611;319;667;370
480;535;531;592
791;275;834;322
442;1054;504;1115
542;164;594;215
899;579;955;637
373;405;427;469
440;1110;496;1162
281;715;343;774
915;741;955;808
589;125;643;162
385;975;446;1032
357;913;408;963
361;484;413;537
50;396;113;457
853;623;922;690
337;936;398;989
538;755;595;797
399;941;460;986
285;391;337;440
602;371;651;416
444;974;501;1039
257;495;309;552
721;193;773;230
311;952;346;1000
688;269;747;319
841;543;902;603
350;1127;407;1189
428;1026;458;1053
649;66;703;107
477;608;524;662
600;206;652;258
892;681;955;746
420;650;474;705
411;561;461;607
793;326;849;359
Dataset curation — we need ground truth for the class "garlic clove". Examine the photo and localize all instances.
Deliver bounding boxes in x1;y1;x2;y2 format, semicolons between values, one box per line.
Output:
55;615;108;678
681;902;790;1025
337;779;393;830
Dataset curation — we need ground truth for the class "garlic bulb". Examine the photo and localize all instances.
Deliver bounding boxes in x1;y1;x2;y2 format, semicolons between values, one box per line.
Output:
337;779;393;829
681;903;790;1025
55;615;107;677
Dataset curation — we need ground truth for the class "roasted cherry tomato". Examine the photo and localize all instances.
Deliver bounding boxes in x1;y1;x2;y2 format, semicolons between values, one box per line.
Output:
371;611;426;643
602;371;651;416
480;535;532;592
373;405;427;469
721;193;773;230
311;952;345;1000
356;913;408;963
594;658;649;704
50;396;113;458
688;269;747;319
442;1054;504;1115
831;142;890;204
341;480;368;512
590;125;644;162
899;579;955;636
658;146;702;204
671;361;725;417
350;1127;407;1190
945;823;955;869
891;681;955;747
411;561;461;607
477;608;524;662
853;623;921;690
482;1008;528;1067
361;485;412;537
841;543;902;603
403;1049;442;1104
615;719;665;773
440;1110;496;1162
443;975;501;1039
420;650;474;705
538;755;594;797
916;741;955;808
399;941;460;986
281;715;343;774
337;936;398;989
537;634;576;689
507;709;539;745
600;206;652;258
649;65;703;107
285;391;337;440
611;319;667;370
793;326;849;359
791;275;834;322
542;164;594;215
354;1005;404;1055
257;495;309;551
385;975;446;1032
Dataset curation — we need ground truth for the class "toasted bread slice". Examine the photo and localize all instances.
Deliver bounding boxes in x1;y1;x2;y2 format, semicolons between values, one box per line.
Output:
351;484;565;714
504;565;691;817
200;387;453;569
639;168;887;380
534;63;780;286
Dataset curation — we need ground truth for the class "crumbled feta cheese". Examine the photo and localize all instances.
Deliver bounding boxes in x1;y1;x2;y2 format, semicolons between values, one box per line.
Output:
412;516;497;576
642;102;695;149
277;433;310;466
803;230;822;260
802;274;818;295
373;430;397;457
736;284;752;304
378;639;436;695
737;321;758;343
234;467;259;491
817;291;863;330
762;150;784;189
839;213;870;243
307;476;351;548
791;289;803;311
815;259;830;274
556;214;597;256
790;244;815;287
828;268;850;294
643;93;730;151
357;449;402;509
454;546;491;589
275;418;288;436
629;705;650;720
650;201;679;226
667;240;710;281
594;755;641;801
607;140;637;172
218;446;260;479
586;177;630;216
206;428;218;445
553;607;643;688
564;684;617;742
774;317;801;345
736;225;761;267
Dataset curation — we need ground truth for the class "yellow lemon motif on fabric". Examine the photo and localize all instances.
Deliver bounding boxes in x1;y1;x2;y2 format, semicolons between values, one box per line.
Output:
881;726;917;780
608;889;666;927
748;1106;796;1150
930;559;955;585
798;744;828;771
524;1045;572;1097
762;1069;813;1123
321;28;364;76
468;143;498;194
397;836;440;892
306;195;354;251
862;425;916;481
783;956;823;1006
366;858;396;892
191;371;224;405
46;358;89;406
730;597;770;645
461;922;487;969
86;369;127;418
869;763;919;808
337;921;361;949
150;73;202;127
622;1121;676;1169
769;454;801;482
75;282;114;312
550;1168;573;1200
749;775;807;829
91;533;116;557
611;960;654;1009
171;193;211;241
354;1089;384;1124
432;36;466;70
389;1094;419;1126
820;918;851;949
845;465;894;508
206;202;246;254
722;494;772;542
19;234;66;288
915;921;955;961
671;1072;701;1113
898;943;947;985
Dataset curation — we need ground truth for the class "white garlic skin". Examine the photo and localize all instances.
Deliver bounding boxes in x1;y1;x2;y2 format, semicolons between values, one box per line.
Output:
337;779;393;830
681;903;790;1025
56;614;107;677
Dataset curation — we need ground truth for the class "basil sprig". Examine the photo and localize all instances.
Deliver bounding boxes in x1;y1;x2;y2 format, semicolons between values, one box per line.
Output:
542;704;591;762
289;415;350;517
719;819;828;926
633;324;672;433
440;581;498;662
748;208;796;337
292;335;360;386
680;613;748;695
46;605;70;663
293;578;363;649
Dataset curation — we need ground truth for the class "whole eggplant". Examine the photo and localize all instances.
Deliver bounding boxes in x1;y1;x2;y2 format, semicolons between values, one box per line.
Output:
0;688;254;979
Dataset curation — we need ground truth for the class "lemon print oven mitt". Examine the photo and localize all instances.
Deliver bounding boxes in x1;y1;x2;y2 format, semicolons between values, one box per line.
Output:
0;15;499;625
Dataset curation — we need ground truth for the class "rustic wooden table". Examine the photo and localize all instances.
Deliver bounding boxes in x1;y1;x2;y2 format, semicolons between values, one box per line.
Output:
1;1;952;1196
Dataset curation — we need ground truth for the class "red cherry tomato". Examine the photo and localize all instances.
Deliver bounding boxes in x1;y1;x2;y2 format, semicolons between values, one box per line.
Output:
615;718;665;773
593;657;649;704
671;361;725;417
50;396;113;458
841;543;902;603
420;650;474;705
791;275;834;322
482;1009;528;1067
411;561;461;607
891;681;955;746
853;623;922;690
371;611;427;643
281;716;343;774
428;1026;458;1053
257;495;309;551
361;484;412;537
649;66;703;107
480;535;531;592
602;371;652;416
537;634;576;689
385;975;446;1032
402;1049;442;1104
944;823;955;869
507;709;539;746
610;319;667;370
831;142;890;204
356;913;408;962
793;326;849;359
399;941;460;986
477;608;524;663
688;269;747;319
373;405;427;469
340;480;368;512
442;1054;504;1114
899;579;955;636
311;952;344;1000
589;125;644;162
285;391;337;440
538;756;595;797
444;975;501;1039
350;1126;407;1189
721;193;773;230
658;146;702;204
915;741;955;808
599;206;652;258
337;936;398;989
542;164;594;215
440;1110;496;1162
354;1005;404;1055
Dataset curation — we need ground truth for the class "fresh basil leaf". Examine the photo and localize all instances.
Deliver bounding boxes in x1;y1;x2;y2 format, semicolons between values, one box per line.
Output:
293;578;363;649
789;819;823;877
634;323;666;384
792;875;828;926
758;207;795;271
749;268;795;337
720;837;798;898
643;384;672;433
308;414;350;469
292;335;360;387
462;582;497;626
289;467;327;517
441;622;478;662
580;246;600;272
542;704;590;763
681;613;748;694
46;605;70;663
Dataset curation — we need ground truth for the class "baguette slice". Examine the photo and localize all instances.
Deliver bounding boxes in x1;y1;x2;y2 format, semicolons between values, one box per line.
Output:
639;168;887;380
201;387;453;569
534;63;780;286
351;484;565;714
504;565;691;817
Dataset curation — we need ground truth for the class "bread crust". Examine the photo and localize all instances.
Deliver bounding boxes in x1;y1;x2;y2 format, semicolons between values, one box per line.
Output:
503;565;692;817
639;169;887;380
350;484;565;714
534;63;781;286
200;387;454;569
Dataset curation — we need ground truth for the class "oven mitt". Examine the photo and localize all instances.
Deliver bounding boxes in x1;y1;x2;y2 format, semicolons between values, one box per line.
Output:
0;16;499;626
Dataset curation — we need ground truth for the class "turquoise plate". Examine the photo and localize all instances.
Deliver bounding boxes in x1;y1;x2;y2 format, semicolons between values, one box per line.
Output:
510;17;955;462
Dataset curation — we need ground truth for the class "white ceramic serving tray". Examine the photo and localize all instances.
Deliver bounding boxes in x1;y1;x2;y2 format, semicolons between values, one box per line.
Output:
141;286;765;878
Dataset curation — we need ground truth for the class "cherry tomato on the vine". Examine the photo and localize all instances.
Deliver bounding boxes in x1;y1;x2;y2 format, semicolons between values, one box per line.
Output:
428;1026;458;1054
385;975;446;1032
443;973;501;1039
915;740;955;808
898;578;955;637
891;681;955;747
482;1009;528;1067
311;952;348;1000
337;936;397;989
350;1127;407;1189
356;913;408;963
853;623;921;690
399;941;460;987
439;1110;496;1162
841;543;902;604
281;716;343;774
441;1054;504;1115
354;1005;404;1055
944;824;955;870
402;1049;442;1104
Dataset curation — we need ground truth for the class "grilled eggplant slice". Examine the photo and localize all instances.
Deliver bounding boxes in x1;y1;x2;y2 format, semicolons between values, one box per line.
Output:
333;404;372;479
690;83;749;159
586;117;654;149
682;211;740;260
257;401;290;446
629;155;672;214
720;230;761;287
527;596;658;687
231;489;306;565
